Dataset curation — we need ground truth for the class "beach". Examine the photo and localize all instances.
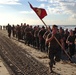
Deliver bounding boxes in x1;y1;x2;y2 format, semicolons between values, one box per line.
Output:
0;56;15;75
0;29;76;75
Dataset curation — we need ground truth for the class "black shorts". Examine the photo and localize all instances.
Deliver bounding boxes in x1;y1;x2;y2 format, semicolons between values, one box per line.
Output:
48;47;61;62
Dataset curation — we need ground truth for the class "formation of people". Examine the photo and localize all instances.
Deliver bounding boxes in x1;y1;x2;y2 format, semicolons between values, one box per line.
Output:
6;23;76;73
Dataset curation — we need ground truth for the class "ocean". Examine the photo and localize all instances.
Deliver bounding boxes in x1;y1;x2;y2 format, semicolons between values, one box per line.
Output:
33;25;76;31
1;25;76;31
58;25;76;31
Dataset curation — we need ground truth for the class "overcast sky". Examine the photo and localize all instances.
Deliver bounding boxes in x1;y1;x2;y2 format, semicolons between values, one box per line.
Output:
0;0;76;26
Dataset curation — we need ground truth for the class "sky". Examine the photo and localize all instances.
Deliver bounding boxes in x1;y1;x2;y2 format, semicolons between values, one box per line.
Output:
0;0;76;26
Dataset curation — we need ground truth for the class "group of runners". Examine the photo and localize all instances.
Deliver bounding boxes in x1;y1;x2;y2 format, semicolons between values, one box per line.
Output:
6;23;76;73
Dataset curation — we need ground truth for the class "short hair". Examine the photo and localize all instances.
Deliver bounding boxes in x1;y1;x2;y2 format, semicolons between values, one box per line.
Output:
52;25;58;28
42;26;45;28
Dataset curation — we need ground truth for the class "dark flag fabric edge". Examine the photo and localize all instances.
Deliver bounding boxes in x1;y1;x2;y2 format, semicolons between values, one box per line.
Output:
28;2;47;19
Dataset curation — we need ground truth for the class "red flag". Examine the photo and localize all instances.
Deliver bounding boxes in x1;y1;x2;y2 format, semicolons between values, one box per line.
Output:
28;2;47;19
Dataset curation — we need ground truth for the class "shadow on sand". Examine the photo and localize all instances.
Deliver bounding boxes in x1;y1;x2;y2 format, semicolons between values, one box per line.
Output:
61;51;76;67
49;71;60;75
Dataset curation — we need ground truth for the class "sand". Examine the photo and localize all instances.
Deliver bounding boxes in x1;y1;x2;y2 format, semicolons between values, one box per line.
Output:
0;29;76;75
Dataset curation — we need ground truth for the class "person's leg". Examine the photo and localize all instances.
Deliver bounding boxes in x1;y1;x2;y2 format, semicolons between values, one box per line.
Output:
55;50;61;62
49;50;54;73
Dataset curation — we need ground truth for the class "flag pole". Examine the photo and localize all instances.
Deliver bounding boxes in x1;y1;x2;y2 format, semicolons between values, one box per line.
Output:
41;19;47;28
54;36;72;62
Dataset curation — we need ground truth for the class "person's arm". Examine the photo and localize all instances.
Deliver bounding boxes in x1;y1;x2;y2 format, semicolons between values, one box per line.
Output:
43;31;47;40
66;36;73;45
46;34;54;43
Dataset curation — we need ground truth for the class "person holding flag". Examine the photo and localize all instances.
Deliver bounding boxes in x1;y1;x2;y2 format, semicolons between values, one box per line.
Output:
28;2;72;73
46;25;65;73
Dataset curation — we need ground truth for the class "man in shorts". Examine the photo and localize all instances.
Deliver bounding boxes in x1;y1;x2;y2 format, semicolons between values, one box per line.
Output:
46;25;64;73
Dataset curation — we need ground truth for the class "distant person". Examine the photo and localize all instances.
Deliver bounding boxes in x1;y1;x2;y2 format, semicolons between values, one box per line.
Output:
0;25;2;30
46;25;64;73
16;25;21;41
12;25;16;37
7;24;12;38
43;26;52;52
38;26;46;52
66;29;76;58
34;26;40;49
73;27;76;36
24;24;32;45
64;29;69;50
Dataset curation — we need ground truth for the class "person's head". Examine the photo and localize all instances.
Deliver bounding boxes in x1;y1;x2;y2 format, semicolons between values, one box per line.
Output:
42;26;45;29
52;24;58;28
52;25;58;30
69;29;74;36
52;25;58;34
59;27;64;34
